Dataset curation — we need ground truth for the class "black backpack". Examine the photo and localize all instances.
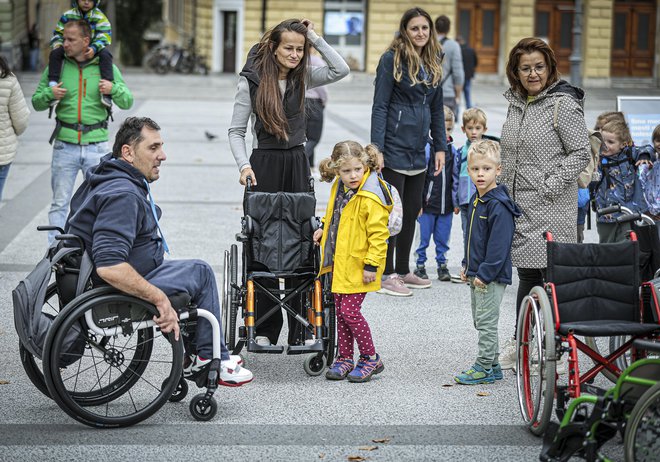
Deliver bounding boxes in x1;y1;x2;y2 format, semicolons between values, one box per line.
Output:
13;246;94;365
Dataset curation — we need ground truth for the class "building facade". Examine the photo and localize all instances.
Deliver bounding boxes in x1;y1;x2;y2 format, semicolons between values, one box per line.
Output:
162;0;660;86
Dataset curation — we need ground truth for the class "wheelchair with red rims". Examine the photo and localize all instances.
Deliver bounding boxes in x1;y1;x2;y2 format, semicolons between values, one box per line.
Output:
15;227;227;427
515;225;660;438
221;178;336;375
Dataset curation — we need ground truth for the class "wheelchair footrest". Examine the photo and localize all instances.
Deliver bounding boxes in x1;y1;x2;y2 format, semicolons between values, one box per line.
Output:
286;341;324;355
247;339;284;353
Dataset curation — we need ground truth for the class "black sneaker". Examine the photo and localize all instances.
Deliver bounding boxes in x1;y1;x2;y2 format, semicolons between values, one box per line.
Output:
438;264;451;281
101;94;113;109
413;265;428;279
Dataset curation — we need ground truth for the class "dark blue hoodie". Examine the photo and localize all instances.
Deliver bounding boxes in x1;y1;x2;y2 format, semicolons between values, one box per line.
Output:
464;184;521;285
65;153;165;277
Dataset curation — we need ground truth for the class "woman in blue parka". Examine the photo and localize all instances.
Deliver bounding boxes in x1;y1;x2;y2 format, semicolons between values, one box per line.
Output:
370;6;448;296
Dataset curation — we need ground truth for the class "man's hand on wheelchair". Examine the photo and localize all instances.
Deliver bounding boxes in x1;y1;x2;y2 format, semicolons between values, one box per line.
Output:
239;167;257;186
153;296;180;341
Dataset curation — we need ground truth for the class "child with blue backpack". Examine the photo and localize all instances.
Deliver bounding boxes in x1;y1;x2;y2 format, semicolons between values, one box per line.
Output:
638;124;660;220
594;119;654;243
414;106;457;281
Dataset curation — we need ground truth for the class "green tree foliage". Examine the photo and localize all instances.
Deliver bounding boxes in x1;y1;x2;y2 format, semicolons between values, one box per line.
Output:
115;0;163;66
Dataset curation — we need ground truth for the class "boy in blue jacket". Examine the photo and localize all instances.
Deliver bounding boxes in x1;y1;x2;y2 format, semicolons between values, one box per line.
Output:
414;106;457;281
455;140;521;385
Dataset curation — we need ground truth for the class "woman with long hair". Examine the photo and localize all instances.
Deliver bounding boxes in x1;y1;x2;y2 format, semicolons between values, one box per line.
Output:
371;7;447;296
228;18;349;346
0;55;30;200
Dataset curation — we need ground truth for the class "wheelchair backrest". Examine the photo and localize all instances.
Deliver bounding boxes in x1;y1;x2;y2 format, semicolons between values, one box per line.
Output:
547;240;640;324
243;190;316;274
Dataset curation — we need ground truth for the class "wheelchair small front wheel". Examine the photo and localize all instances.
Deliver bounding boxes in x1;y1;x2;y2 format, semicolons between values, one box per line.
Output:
624;381;660;461
166;377;189;403
303;353;325;376
190;394;217;421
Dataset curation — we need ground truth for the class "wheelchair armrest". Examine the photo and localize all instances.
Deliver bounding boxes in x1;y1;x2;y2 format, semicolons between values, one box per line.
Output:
633;338;660;354
242;215;254;236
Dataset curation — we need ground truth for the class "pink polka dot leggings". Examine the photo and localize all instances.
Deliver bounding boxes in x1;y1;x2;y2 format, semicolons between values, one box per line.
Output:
334;293;376;358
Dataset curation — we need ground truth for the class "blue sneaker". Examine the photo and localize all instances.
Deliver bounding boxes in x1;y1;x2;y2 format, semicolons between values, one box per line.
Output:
347;354;384;383
325;357;354;380
492;363;503;380
454;363;495;385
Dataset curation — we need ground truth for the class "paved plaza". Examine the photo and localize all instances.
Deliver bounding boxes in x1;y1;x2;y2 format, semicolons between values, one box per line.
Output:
1;70;658;461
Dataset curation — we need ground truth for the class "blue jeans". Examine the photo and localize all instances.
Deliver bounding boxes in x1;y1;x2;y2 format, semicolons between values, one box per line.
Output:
49;140;109;243
415;212;453;266
463;78;473;109
0;163;10;201
144;259;229;360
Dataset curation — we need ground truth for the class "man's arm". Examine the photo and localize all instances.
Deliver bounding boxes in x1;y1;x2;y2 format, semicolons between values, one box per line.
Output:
107;65;134;109
96;263;179;339
31;68;56;111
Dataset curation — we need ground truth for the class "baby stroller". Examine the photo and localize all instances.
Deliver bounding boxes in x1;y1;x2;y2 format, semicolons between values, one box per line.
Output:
15;227;226;427
515;207;660;437
221;179;336;375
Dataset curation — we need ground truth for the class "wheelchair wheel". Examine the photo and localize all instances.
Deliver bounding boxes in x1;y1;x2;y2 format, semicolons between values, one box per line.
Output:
190;393;217;421
19;283;59;399
516;286;556;436
166;376;188;403
322;275;337;367
303;353;325;376
624;381;660;461
43;293;182;428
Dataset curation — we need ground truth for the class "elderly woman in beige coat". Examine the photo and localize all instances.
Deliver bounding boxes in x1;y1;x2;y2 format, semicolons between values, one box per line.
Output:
0;55;30;200
498;38;590;370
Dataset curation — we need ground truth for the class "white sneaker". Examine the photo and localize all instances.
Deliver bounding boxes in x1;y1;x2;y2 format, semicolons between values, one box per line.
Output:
255;335;272;346
223;355;243;368
499;338;517;370
219;361;253;387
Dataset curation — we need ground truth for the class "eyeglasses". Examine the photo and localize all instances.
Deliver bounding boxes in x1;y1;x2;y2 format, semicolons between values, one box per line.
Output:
518;64;547;75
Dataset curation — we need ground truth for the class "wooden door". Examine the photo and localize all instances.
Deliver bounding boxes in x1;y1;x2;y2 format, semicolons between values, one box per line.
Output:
611;1;656;77
456;1;500;73
222;11;237;73
535;1;574;75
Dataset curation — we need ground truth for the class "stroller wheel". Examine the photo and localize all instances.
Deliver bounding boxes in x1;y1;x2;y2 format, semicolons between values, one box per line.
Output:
303;353;325;376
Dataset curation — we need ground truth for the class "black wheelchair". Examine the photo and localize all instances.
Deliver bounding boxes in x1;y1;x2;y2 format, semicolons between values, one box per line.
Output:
15;227;225;427
515;228;660;438
221;179;336;375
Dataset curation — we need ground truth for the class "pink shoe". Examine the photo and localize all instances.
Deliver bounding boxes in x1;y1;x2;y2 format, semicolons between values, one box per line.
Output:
377;274;412;297
400;272;432;289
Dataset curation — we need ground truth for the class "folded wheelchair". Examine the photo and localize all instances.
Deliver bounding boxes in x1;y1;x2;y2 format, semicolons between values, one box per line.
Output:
515;227;660;439
221;179;336;375
15;228;225;427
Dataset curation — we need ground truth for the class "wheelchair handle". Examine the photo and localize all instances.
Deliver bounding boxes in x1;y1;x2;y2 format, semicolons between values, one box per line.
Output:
246;177;252;191
37;225;65;235
54;233;86;251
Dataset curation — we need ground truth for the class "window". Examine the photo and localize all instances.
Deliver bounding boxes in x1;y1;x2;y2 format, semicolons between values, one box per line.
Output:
323;0;366;70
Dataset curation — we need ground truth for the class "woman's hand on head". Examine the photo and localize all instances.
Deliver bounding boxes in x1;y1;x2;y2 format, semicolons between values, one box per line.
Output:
301;19;315;32
239;167;257;186
434;151;446;176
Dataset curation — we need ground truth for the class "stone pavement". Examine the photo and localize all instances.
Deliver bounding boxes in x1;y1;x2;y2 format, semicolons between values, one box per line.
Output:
1;69;655;461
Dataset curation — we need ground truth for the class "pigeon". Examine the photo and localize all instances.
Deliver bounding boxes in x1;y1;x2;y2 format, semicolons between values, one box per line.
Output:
205;130;218;141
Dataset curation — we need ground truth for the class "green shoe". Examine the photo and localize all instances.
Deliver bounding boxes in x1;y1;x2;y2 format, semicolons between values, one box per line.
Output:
492;363;503;380
454;363;495;385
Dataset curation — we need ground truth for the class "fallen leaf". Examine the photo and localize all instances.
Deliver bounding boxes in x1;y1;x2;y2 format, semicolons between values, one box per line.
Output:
477;391;491;397
347;457;368;461
372;438;390;444
0;380;9;385
319;453;325;459
358;446;378;451
442;383;454;387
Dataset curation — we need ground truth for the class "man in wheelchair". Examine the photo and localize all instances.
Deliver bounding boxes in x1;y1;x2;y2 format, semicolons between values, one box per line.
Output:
64;116;253;387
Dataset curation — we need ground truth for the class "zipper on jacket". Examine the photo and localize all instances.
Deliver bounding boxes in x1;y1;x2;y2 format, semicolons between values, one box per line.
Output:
466;196;479;271
511;101;530;200
395;110;402;132
77;67;83;144
441;167;446;212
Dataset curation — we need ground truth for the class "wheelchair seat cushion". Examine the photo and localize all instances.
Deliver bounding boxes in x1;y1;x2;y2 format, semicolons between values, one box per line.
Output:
558;320;660;337
243;190;316;274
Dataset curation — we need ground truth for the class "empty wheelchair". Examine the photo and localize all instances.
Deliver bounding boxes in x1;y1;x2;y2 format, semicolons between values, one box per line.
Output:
540;338;660;461
516;231;660;437
14;228;225;427
221;179;336;375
